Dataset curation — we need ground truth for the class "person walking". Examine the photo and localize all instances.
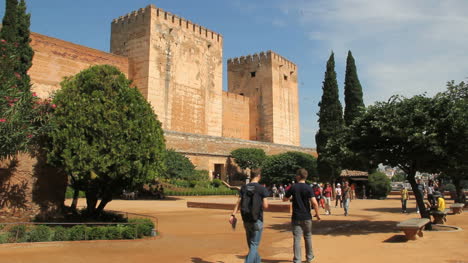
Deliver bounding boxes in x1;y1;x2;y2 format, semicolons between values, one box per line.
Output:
323;183;333;215
283;168;321;263
400;186;410;213
279;184;285;200
342;182;351;216
335;183;342;208
272;184;278;200
230;169;269;263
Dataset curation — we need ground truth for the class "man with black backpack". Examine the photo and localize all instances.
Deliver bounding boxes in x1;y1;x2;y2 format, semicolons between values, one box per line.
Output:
230;169;269;263
283;168;321;263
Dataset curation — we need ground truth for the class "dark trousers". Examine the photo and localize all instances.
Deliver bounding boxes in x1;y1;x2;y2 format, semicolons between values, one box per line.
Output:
401;199;407;212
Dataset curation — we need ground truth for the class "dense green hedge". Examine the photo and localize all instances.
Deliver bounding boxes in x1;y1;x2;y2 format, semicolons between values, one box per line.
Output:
165;188;237;196
0;218;155;243
65;187;86;199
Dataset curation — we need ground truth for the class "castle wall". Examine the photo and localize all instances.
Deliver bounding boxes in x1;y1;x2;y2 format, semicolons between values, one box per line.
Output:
271;53;300;146
227;52;274;142
29;33;129;98
165;130;316;179
222;91;250;140
111;5;223;136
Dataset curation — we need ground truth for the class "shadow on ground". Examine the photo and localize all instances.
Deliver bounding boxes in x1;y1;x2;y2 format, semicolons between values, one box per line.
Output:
364;207;418;214
191;256;288;263
383;235;408;243
267;219;400;236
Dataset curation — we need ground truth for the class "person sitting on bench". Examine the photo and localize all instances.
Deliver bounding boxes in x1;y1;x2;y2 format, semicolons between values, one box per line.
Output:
429;191;446;223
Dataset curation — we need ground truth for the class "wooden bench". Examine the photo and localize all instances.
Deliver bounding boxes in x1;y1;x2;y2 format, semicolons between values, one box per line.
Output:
396;218;430;240
431;209;449;224
450;203;465;214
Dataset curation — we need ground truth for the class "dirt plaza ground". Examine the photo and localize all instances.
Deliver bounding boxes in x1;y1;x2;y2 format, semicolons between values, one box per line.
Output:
0;196;467;263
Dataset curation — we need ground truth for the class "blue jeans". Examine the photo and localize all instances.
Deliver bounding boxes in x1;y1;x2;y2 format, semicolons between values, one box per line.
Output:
292;219;314;263
343;198;350;215
243;220;263;263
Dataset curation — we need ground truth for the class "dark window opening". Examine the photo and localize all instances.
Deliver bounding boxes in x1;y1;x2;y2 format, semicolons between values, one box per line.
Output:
239;93;244;96
250;72;256;77
284;75;288;81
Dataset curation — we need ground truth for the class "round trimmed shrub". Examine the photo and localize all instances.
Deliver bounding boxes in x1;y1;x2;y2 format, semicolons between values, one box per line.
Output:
28;225;52;242
8;225;27;242
368;172;391;198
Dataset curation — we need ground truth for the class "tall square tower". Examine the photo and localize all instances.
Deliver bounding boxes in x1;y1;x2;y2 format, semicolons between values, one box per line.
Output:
227;51;300;146
110;5;223;136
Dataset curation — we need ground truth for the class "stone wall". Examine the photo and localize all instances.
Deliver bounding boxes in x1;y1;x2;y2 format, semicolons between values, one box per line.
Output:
222;91;250;140
0;154;67;222
165;130;316;179
111;5;224;137
29;33;129;98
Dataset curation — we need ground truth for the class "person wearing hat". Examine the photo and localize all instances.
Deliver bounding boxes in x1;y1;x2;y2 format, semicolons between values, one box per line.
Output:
335;183;342;208
433;191;445;212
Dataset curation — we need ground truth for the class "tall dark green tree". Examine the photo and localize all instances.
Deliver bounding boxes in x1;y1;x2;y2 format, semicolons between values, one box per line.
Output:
315;52;344;183
343;51;365;126
0;0;36;160
0;0;19;42
15;0;34;89
342;51;370;171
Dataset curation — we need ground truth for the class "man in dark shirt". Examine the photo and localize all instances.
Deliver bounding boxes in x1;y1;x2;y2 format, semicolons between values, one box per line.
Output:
230;169;269;263
283;168;321;263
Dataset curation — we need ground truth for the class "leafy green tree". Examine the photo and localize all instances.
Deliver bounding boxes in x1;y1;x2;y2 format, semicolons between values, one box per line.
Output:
47;65;166;216
261;151;317;185
15;0;34;90
368;172;391;198
348;94;439;220
315;52;344;184
164;149;195;180
231;148;266;172
432;81;468;202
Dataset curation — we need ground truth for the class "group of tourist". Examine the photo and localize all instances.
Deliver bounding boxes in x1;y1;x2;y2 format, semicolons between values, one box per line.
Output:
229;169;360;263
400;178;446;216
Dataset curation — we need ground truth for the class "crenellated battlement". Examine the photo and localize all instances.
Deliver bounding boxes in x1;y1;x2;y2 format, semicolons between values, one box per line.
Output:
223;91;250;102
227;51;271;66
112;5;223;43
227;50;296;70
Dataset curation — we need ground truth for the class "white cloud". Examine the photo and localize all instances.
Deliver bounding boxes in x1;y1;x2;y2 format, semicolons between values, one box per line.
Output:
278;0;468;103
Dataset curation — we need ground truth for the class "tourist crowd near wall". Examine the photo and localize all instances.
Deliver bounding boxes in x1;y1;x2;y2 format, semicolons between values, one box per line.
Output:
27;4;314;179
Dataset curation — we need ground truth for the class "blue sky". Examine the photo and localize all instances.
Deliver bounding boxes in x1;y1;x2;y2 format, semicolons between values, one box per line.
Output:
2;0;467;148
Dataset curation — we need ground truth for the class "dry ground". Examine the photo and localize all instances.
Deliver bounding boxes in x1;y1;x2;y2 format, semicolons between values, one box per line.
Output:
0;196;467;263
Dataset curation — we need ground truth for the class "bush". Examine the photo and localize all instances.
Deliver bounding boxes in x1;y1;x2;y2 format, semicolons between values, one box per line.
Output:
28;225;52;242
52;226;69;241
211;179;223;188
444;183;456;192
121;225;136;239
129;218;154;237
193;170;210;181
106;226;121;240
68;225;87;241
368;172;391;198
0;233;8;244
8;225;27;242
164;149;195;180
88;226;108;240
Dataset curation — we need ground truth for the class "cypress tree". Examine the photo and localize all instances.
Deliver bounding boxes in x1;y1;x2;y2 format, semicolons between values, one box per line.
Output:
0;0;19;42
315;52;344;182
16;0;34;89
344;50;365;126
343;51;371;171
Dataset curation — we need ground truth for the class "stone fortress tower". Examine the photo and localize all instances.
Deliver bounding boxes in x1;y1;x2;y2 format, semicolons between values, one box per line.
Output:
27;4;313;179
110;5;223;137
228;51;300;146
